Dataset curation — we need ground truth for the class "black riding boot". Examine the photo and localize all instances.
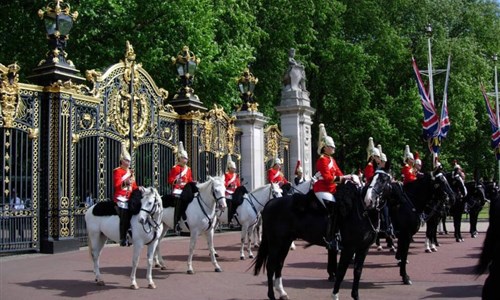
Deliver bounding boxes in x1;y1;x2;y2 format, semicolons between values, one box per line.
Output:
174;196;182;233
324;201;340;251
117;206;131;246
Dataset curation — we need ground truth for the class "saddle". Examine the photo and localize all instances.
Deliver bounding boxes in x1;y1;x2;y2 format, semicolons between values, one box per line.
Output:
92;201;117;216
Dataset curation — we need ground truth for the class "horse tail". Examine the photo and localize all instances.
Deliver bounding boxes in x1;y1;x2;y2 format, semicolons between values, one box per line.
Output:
251;229;269;276
474;198;499;276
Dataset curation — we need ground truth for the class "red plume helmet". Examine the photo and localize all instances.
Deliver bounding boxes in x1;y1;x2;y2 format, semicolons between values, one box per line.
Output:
294;160;302;175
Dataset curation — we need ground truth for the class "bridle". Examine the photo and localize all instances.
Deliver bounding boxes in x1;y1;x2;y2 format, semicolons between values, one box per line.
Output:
139;191;163;245
198;179;226;231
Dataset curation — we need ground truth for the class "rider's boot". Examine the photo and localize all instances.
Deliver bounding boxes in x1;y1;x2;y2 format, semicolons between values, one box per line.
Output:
323;202;339;251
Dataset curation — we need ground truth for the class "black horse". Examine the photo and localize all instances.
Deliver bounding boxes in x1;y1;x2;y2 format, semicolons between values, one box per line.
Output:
467;181;489;238
375;169;455;285
445;170;468;242
474;183;499;300
253;181;380;300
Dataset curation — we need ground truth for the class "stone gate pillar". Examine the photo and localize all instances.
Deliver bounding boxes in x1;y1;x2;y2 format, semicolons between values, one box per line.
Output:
276;48;316;180
234;111;269;190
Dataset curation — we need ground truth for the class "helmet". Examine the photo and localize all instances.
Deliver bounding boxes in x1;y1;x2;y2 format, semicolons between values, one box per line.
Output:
380;153;387;162
371;147;381;158
294;160;303;175
226;155;236;170
274;157;282;165
403;145;414;161
317;123;335;155
120;143;131;162
177;141;188;160
414;151;421;166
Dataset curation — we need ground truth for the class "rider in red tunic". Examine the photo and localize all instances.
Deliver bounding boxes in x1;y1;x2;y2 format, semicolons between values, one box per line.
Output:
224;155;241;225
313;124;352;250
401;145;417;185
168;141;193;231
113;144;139;246
267;158;288;186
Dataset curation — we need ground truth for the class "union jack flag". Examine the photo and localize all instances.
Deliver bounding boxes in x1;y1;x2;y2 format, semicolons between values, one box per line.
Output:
438;56;451;139
481;84;500;152
412;58;439;140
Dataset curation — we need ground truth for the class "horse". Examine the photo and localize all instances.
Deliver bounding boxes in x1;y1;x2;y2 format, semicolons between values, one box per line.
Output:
290;178;314;195
380;169;455;284
85;187;163;289
466;181;489;238
445;170;468;242
474;183;499;300
154;176;227;274
217;183;282;260
253;180;381;300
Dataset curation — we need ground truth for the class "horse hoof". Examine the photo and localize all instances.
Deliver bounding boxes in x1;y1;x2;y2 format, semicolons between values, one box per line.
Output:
332;293;339;300
96;280;105;286
431;247;438;252
279;295;289;300
249;254;254;259
425;248;431;253
403;278;412;285
148;283;156;289
240;256;245;260
215;268;222;272
161;266;167;270
187;270;194;275
130;284;139;290
377;245;383;251
389;246;396;252
214;253;219;258
328;275;336;282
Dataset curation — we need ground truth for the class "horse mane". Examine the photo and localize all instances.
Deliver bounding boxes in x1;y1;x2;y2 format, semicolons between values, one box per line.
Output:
180;182;198;204
335;181;360;218
232;185;248;207
474;195;500;275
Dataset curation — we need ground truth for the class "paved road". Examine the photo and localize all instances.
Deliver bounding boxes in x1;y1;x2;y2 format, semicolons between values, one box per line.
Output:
0;221;489;300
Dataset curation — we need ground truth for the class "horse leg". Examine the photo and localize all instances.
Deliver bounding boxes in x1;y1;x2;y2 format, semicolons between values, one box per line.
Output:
351;248;370;300
429;218;439;251
247;223;255;259
206;228;223;272
453;209;463;242
130;243;144;289
187;230;199;274
397;235;412;285
89;233;107;286
470;210;479;238
332;247;355;299
327;248;337;282
145;241;159;289
425;224;432;253
273;241;292;300
240;224;248;260
154;227;167;269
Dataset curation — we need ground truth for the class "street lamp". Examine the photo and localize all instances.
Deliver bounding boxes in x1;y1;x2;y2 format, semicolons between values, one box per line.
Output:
37;0;78;67
237;67;259;112
171;46;200;97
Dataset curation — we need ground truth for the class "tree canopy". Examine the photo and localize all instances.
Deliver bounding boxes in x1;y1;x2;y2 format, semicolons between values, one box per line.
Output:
2;0;500;180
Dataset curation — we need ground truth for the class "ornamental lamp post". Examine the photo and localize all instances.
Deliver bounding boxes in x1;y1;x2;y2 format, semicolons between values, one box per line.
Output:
29;0;84;85
237;67;259;112
169;46;206;114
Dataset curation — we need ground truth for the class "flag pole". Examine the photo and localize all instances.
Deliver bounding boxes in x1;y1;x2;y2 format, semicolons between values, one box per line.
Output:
426;24;438;168
494;54;500;182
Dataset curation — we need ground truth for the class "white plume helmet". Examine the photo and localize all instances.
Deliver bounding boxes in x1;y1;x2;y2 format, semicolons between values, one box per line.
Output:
403;145;414;161
274;157;282;165
120;143;131;162
317;123;335;155
366;137;375;160
380;152;387;162
177;141;188;160
226;155;236;170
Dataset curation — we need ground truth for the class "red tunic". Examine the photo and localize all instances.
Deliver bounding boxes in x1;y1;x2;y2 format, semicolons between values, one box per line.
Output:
364;162;375;184
401;164;417;185
168;164;193;194
113;167;138;205
224;172;241;196
267;168;288;185
313;154;344;194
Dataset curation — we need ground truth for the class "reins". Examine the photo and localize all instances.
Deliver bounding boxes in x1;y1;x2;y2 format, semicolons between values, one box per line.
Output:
139;196;163;245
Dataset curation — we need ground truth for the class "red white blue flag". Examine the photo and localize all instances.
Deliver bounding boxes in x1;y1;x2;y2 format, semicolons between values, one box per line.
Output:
481;84;500;154
438;56;451;139
412;57;439;140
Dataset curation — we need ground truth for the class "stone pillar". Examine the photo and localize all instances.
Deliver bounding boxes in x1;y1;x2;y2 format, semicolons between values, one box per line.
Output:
277;90;315;180
234;111;269;190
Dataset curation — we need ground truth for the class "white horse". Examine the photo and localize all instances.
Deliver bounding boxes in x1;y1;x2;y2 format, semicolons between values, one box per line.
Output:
155;176;227;274
85;187;163;289
291;179;314;195
218;183;282;260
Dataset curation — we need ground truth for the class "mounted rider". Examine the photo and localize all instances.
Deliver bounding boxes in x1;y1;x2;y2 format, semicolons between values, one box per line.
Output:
224;155;241;225
113;144;138;247
401;145;417;185
168;141;193;232
414;151;424;178
364;137;382;185
294;160;305;186
267;157;290;192
313;123;352;250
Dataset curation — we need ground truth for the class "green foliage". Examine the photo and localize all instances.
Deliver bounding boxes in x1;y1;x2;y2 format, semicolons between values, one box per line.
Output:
3;0;500;180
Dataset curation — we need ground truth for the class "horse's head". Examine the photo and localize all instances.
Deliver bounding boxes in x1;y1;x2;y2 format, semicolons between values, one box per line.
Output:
137;186;163;225
431;169;456;205
206;176;227;211
363;170;392;210
484;181;498;202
